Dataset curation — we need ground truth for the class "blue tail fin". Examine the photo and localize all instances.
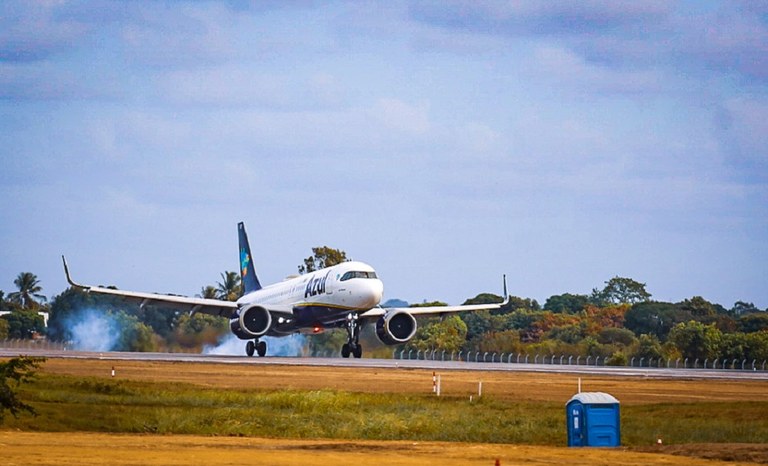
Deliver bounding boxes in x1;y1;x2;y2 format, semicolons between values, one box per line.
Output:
238;222;262;294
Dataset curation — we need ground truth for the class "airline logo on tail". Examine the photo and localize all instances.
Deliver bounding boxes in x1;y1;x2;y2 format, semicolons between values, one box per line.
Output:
240;247;250;277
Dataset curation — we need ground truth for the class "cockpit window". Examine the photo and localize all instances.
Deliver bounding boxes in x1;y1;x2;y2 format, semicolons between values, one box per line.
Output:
340;271;378;281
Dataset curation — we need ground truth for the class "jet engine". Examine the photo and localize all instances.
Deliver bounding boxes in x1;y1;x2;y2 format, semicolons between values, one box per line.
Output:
375;309;417;345
230;305;272;339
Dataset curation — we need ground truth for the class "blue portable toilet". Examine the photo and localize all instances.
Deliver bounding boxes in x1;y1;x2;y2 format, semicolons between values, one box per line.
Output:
566;392;620;447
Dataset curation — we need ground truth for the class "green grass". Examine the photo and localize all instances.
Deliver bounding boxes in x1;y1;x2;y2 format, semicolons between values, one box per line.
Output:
5;373;768;446
623;403;768;445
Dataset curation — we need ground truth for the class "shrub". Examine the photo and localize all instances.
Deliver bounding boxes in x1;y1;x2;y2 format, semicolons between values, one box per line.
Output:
606;351;627;366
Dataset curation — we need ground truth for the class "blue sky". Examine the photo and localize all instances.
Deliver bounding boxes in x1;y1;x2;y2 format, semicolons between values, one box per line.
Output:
1;1;766;309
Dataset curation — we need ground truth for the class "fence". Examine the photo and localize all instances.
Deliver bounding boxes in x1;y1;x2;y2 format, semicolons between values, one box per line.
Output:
391;348;768;371
2;339;766;371
0;339;69;351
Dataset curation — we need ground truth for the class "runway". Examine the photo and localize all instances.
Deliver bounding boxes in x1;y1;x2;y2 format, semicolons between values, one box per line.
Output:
2;348;767;381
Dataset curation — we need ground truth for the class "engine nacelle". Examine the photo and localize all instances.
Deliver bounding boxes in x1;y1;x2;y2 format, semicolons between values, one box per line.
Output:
375;309;417;346
230;305;272;339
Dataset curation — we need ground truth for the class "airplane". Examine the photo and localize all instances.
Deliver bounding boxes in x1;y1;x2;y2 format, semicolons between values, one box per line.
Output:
63;222;508;358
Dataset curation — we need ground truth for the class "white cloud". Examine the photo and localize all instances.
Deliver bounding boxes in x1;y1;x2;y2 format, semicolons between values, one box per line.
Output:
695;6;768;80
722;97;768;159
157;67;283;107
369;98;431;135
119;3;239;67
716;96;768;180
456;122;502;156
532;45;663;95
0;0;88;62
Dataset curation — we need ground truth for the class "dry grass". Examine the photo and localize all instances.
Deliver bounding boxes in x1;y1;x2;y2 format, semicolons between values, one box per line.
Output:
1;431;759;466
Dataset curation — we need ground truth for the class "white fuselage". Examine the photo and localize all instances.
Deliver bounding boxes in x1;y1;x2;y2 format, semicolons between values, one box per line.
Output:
236;261;384;316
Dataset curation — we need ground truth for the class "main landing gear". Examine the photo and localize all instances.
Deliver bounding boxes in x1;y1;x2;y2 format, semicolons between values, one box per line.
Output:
245;339;267;357
341;313;362;358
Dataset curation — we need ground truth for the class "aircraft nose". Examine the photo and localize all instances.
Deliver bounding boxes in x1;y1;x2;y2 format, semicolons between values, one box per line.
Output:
367;279;384;307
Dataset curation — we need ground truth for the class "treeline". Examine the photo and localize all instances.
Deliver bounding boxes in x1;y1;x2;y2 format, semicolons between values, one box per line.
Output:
0;271;233;352
404;278;768;364
2;271;767;362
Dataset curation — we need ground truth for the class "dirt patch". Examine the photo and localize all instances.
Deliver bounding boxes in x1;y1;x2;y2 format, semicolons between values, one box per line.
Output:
278;442;394;452
633;444;768;464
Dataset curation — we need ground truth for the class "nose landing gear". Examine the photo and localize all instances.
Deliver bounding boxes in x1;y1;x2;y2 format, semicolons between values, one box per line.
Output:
341;313;362;358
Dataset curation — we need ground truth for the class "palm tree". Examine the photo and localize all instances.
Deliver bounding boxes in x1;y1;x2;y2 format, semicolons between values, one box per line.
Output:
8;272;46;309
198;285;219;299
216;271;241;302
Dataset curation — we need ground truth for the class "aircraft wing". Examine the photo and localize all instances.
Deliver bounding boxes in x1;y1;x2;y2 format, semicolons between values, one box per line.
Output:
361;296;510;318
361;274;510;319
62;256;237;318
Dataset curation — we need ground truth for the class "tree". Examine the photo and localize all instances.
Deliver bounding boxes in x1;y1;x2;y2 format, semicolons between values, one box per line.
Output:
48;287;105;342
500;296;540;313
406;315;467;352
738;313;768;333
410;300;448;308
0;319;8;340
199;286;219;299
298;246;348;274
462;293;502;305
110;310;159;352
462;293;510;314
7;272;46;309
216;271;241;301
624;301;685;339
308;329;348;356
720;332;749;362
632;334;663;361
731;301;760;316
129;304;177;338
718;332;768;363
597;327;637;346
0;291;8;312
461;310;493;343
744;332;768;361
2;308;45;339
477;330;523;354
606;351;628;366
546;324;584;344
544;293;588;314
583;304;629;330
668;320;722;361
0;356;45;423
173;313;228;349
590;277;651;306
677;296;718;318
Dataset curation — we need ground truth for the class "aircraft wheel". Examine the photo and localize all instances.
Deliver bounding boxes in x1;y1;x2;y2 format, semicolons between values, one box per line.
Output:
245;340;255;357
257;340;267;357
352;344;362;359
341;343;351;358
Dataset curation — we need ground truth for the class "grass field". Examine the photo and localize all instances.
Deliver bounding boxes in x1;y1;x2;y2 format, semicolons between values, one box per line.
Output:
2;357;768;464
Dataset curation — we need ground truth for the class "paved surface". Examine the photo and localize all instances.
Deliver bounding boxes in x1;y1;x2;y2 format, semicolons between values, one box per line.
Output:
2;348;767;381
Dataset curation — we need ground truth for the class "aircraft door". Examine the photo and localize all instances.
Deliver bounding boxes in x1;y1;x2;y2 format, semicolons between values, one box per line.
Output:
325;271;333;295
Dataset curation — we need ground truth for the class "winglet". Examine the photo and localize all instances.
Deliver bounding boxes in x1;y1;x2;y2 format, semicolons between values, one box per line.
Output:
503;274;508;298
500;274;510;306
62;255;88;289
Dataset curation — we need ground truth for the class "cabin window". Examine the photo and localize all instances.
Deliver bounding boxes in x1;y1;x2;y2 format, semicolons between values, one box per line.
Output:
340;271;378;281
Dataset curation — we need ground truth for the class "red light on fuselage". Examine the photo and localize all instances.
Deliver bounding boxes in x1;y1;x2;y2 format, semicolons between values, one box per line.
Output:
313;326;322;334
